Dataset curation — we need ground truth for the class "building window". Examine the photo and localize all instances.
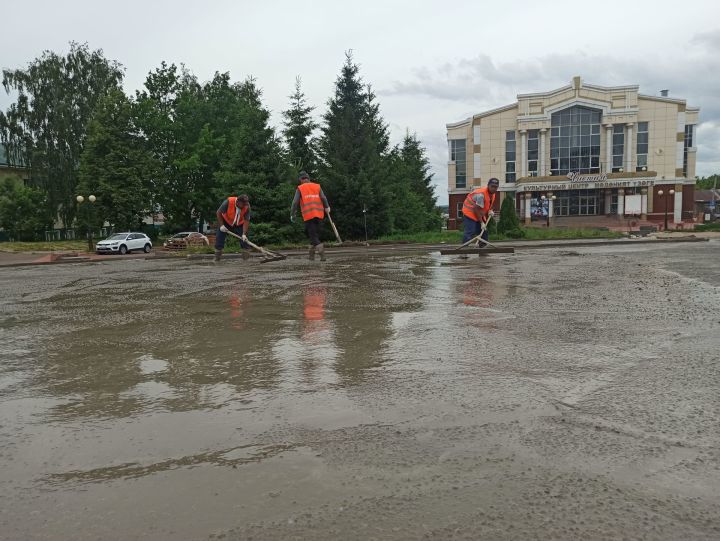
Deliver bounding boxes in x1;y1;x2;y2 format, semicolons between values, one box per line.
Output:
550;106;601;176
683;124;694;177
555;194;569;216
579;193;597;215
527;130;539;176
450;139;466;189
612;125;625;172
505;131;516;183
554;190;599;216
456;202;463;219
636;122;649;171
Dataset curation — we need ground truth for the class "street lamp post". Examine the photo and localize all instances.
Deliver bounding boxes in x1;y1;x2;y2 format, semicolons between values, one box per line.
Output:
541;194;557;227
657;189;675;231
76;194;97;252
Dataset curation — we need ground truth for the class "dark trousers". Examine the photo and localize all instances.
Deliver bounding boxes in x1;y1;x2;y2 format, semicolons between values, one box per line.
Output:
462;215;488;244
215;223;250;250
305;218;323;246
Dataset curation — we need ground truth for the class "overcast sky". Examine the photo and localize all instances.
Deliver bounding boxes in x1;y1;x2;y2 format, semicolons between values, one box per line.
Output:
2;0;718;204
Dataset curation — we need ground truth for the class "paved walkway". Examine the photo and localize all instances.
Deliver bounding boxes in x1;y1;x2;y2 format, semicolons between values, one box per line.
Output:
0;250;149;267
1;233;715;268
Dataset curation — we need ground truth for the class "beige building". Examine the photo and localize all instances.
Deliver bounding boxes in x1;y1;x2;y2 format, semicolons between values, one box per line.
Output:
446;77;699;229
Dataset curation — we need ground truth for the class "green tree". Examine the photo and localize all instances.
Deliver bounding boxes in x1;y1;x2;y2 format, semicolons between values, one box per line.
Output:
134;63;197;230
317;52;392;239
386;132;441;232
214;77;296;242
135;66;292;234
0;42;124;228
696;174;719;190
497;193;525;238
0;177;53;240
78;89;157;231
282;76;318;177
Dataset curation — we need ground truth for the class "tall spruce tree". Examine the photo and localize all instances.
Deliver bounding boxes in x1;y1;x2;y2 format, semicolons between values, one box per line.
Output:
386;132;441;232
282;76;318;177
215;77;296;244
317;52;392;239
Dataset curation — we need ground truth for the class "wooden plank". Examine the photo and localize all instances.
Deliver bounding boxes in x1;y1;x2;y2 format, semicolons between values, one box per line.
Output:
440;247;515;255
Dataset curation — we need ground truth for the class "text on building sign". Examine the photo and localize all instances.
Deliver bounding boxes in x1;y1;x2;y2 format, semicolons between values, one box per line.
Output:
567;172;608;182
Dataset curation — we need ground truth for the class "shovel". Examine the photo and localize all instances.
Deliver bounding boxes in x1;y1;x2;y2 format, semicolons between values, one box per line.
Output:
326;212;343;244
225;229;286;263
454;218;503;251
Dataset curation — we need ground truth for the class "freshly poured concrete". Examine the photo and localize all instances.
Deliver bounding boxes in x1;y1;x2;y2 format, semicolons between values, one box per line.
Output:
1;242;719;540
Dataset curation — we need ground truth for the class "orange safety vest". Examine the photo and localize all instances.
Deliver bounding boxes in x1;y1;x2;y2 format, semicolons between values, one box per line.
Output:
298;182;325;221
222;197;249;226
462;186;496;222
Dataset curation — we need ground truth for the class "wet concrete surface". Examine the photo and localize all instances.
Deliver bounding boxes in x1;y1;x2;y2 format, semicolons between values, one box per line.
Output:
1;242;719;540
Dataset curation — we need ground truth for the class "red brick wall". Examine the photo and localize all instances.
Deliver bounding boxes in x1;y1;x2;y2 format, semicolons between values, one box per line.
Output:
447;191;502;230
648;184;696;224
682;184;695;220
651;184;675;218
448;193;467;230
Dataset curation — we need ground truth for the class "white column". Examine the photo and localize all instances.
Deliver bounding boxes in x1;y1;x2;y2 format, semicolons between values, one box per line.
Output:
524;192;532;225
605;125;614;173
547;192;554;218
617;188;625;216
640;188;648;219
520;130;527;178
520;193;525;218
625;123;634;173
539;128;547;176
604;190;612;215
674;189;682;224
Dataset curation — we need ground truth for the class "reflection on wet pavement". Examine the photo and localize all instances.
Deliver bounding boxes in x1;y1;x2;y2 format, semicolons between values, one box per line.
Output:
1;243;719;540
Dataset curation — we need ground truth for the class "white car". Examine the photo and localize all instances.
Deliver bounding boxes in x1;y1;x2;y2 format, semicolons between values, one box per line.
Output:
96;232;153;255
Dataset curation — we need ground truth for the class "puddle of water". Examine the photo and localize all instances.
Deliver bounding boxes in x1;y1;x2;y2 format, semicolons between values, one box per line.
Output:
138;354;168;375
2;247;720;539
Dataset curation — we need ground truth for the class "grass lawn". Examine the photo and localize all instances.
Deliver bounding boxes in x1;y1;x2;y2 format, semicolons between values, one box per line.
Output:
0;240;89;252
2;227;624;254
376;227;623;244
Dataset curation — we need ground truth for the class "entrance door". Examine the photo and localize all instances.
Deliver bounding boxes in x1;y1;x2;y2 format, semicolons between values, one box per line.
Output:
555;194;570;216
579;194;597;215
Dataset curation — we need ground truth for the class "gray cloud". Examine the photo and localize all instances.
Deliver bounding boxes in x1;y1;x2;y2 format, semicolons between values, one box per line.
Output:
691;29;720;50
383;33;720;187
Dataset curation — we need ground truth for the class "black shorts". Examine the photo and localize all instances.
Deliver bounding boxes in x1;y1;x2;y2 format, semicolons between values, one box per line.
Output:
305;218;323;246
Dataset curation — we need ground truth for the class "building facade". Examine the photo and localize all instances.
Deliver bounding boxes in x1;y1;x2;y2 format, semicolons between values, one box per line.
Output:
0;146;29;184
446;77;699;229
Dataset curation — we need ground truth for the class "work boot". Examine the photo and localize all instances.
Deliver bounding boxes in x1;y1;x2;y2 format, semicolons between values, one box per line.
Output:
317;243;326;261
241;250;250;261
214;249;222;262
309;245;316;261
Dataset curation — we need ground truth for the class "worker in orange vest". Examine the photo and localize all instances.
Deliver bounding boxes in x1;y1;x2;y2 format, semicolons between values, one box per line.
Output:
462;178;499;245
290;171;331;261
214;194;251;262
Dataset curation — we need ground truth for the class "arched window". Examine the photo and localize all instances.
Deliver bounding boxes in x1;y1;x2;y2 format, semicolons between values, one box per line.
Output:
550;106;601;175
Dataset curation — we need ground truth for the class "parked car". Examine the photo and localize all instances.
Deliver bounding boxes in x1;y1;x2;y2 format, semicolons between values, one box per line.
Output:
96;233;152;255
163;232;210;249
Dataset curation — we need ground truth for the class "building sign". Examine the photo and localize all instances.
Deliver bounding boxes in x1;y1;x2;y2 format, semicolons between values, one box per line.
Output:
567;171;608;182
518;178;655;192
